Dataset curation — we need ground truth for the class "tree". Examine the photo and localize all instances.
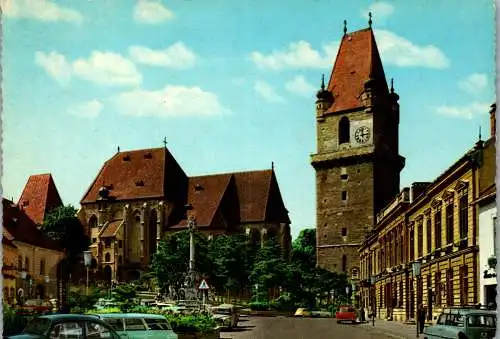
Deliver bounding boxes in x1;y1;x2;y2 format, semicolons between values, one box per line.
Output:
111;284;137;312
207;234;251;295
41;205;89;262
151;230;213;297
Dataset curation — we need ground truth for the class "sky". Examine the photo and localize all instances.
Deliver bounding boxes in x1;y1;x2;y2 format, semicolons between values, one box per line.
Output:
2;0;496;240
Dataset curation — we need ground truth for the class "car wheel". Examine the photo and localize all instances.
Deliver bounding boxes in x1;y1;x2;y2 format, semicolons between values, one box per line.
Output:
336;320;340;324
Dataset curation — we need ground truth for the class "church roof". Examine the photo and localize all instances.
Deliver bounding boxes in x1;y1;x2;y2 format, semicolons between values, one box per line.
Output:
326;27;388;114
81;147;188;204
172;169;290;229
18;173;64;225
100;219;123;238
2;198;61;251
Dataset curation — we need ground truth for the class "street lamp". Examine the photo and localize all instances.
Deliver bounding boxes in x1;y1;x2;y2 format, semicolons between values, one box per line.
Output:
412;261;422;337
345;286;350;303
44;275;50;299
83;251;92;296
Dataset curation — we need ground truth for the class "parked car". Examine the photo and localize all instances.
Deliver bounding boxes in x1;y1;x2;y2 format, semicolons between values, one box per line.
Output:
5;314;120;339
294;308;331;318
423;307;496;339
211;304;239;329
294;308;312;317
94;313;178;339
335;305;357;324
17;299;54;315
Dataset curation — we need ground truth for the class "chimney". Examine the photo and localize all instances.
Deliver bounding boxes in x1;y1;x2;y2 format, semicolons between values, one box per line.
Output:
410;182;432;202
489;103;496;139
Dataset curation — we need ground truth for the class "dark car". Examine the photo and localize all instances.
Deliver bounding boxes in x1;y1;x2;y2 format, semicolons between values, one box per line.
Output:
5;314;121;339
423;308;496;339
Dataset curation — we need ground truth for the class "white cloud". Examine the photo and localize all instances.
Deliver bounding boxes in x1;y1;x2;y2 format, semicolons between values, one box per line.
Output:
376;29;450;69
435;102;490;119
72;51;142;86
129;42;196;69
458;73;488;96
2;0;83;24
285;75;315;96
250;41;338;71
254;81;285;103
35;51;72;84
70;100;103;119
362;2;394;21
133;0;174;24
113;86;229;117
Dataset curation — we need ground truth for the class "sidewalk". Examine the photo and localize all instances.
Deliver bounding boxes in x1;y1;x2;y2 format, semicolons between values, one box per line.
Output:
359;319;429;339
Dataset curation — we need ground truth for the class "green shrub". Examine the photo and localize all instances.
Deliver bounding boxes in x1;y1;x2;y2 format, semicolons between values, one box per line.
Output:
3;304;29;336
249;301;269;311
86;307;121;314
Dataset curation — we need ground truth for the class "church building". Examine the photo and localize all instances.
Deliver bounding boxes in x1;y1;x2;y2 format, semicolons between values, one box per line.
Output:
311;17;405;280
78;147;291;282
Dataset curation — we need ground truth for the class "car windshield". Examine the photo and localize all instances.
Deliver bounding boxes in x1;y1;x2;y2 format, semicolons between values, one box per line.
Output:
467;314;496;328
214;308;232;315
22;318;51;335
340;307;354;312
145;318;172;330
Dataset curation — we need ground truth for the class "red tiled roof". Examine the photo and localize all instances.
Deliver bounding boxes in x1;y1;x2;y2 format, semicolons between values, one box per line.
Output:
326;28;388;114
100;219;123;238
233;170;273;222
81;147;188;203
2;198;62;251
18;173;63;225
2;229;17;248
185;174;233;227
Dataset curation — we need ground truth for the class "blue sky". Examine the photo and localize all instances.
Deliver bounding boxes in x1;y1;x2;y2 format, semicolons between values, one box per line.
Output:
2;0;496;240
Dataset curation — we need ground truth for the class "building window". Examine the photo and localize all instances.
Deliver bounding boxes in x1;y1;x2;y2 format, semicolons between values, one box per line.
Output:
399;281;403;308
92;238;97;243
25;258;29;272
400;234;404;263
446;203;454;244
460;266;468;305
434;211;442;249
342;255;347;272
417;220;423;258
340;174;349;181
341;228;347;236
459;195;468;239
409;229;415;261
446;268;454;306
105;253;111;262
339;116;350;144
40;260;45;276
118;240;123;248
341;191;348;201
104;239;111;248
435;271;442;306
18;256;22;271
89;215;98;228
395;238;399;265
426;219;432;254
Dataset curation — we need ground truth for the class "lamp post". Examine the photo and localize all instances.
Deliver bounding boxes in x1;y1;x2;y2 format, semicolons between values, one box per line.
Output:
370;276;376;326
19;270;27;306
83;251;92;296
44;275;50;299
345;286;350;303
412;261;422;337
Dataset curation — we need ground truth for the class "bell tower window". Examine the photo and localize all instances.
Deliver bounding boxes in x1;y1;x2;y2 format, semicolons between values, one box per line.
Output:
339;116;350;144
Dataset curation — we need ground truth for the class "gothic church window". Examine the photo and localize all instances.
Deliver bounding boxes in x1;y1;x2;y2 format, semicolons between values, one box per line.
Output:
341;191;348;201
341;228;347;236
105;253;111;262
339;117;350;144
89;215;97;228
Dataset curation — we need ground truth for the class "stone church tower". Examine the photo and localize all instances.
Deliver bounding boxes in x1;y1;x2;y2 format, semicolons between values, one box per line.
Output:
311;20;405;278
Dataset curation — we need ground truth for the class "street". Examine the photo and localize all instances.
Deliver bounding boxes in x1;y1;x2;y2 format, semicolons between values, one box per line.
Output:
220;316;412;339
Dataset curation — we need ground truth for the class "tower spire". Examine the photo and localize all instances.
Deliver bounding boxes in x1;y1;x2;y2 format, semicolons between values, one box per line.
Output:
479;125;482;141
368;12;373;28
163;137;167;148
390;78;394;93
343;20;347;36
321;74;325;91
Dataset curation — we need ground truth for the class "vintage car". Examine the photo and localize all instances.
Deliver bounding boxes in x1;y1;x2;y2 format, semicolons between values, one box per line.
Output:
294;308;331;318
16;299;54;315
423;307;496;339
94;313;178;339
6;314;121;339
335;305;358;324
211;304;239;329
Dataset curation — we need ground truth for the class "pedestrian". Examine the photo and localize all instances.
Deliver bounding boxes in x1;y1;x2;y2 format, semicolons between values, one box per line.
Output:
417;303;425;334
360;305;365;322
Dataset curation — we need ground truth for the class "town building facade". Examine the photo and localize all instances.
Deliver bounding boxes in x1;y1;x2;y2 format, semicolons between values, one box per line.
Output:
78;147;291;282
311;20;404;279
358;104;496;322
2;174;65;305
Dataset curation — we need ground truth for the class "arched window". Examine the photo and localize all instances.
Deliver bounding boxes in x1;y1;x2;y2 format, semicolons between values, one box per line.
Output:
89;215;98;228
342;255;347;272
18;256;22;270
25;257;30;272
40;259;46;275
339;117;350;144
105;253;111;262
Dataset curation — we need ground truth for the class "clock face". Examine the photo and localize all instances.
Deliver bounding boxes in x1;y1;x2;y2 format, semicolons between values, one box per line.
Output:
354;126;370;144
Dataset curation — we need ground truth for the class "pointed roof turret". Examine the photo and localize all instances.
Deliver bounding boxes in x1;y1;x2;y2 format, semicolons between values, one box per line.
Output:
325;23;389;114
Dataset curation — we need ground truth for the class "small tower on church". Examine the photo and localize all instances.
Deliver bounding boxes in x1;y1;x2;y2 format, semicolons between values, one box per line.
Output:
316;74;333;122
